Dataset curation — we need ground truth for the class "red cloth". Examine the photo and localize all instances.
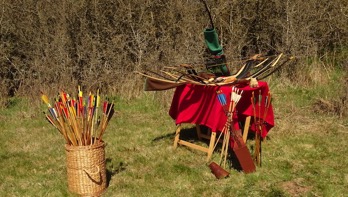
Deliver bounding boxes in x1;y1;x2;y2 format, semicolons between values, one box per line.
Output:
169;81;274;138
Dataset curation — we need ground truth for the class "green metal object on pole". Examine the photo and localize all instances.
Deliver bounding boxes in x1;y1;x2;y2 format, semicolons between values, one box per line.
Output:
204;28;230;76
200;0;230;76
204;28;223;56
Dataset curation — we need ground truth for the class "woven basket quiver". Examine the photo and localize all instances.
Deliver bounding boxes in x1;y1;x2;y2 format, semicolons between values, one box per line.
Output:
65;141;107;196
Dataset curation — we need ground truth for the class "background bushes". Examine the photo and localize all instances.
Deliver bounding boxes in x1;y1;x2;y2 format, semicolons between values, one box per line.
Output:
0;0;347;104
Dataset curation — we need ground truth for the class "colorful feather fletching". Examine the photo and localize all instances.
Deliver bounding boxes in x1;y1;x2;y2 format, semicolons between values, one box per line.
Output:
41;87;114;146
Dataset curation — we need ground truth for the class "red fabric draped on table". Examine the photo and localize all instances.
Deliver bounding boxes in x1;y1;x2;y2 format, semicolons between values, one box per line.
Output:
169;81;274;138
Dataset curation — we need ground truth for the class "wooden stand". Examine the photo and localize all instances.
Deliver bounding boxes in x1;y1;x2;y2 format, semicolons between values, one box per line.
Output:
242;116;251;143
173;124;216;162
173;116;252;162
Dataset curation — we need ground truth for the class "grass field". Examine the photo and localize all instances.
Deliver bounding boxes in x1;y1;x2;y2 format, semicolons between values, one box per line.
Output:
0;80;347;197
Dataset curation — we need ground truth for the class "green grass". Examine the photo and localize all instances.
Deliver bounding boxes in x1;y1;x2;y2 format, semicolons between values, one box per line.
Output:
0;84;347;197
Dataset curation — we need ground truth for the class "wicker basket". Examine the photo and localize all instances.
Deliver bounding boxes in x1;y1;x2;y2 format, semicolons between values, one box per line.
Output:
65;141;107;196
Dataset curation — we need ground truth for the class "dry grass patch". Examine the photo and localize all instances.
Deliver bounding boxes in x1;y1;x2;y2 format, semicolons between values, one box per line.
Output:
280;178;312;197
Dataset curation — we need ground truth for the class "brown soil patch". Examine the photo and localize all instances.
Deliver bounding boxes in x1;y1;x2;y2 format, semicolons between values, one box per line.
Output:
280;178;312;197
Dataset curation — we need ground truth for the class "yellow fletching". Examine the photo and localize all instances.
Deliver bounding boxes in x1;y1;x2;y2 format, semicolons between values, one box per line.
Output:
96;96;100;107
41;94;50;106
78;85;83;97
60;91;67;104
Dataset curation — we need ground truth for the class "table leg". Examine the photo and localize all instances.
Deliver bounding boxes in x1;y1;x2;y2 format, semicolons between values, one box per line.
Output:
196;125;202;140
243;116;251;143
173;124;216;162
173;124;181;149
207;131;216;162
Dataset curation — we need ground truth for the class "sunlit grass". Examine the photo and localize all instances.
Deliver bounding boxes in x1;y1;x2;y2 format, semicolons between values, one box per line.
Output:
0;81;347;197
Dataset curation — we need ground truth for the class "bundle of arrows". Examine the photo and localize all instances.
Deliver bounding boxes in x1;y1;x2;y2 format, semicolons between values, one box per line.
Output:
41;86;115;146
251;90;272;166
215;87;243;168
